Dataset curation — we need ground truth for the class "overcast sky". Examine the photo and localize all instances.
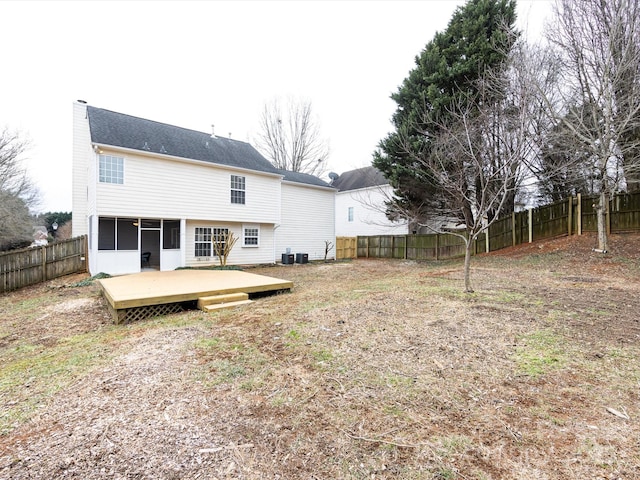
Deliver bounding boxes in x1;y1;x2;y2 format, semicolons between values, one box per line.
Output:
1;0;552;213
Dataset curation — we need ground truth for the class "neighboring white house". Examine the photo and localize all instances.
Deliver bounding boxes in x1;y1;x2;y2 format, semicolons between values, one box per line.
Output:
331;166;410;237
72;101;335;275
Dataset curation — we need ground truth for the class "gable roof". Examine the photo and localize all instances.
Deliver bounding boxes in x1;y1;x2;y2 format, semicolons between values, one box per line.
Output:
87;106;280;175
276;169;334;189
330;166;389;192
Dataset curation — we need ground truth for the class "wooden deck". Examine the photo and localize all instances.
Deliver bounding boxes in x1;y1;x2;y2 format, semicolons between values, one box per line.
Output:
98;269;293;323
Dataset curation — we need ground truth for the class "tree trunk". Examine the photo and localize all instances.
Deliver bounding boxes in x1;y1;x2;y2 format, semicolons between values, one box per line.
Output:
596;191;608;252
464;239;474;293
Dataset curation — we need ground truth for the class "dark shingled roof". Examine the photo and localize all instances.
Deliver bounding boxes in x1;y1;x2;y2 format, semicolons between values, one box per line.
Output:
276;169;334;189
87;106;280;175
330;166;389;192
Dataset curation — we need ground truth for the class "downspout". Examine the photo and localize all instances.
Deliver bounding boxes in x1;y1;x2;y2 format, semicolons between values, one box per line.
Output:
273;224;280;264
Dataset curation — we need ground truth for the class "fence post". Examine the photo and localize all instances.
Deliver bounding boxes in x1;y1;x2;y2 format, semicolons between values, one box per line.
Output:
404;235;408;260
528;208;533;243
511;212;516;246
435;234;439;261
606;196;611;236
485;226;490;253
568;196;573;236
41;245;47;282
577;193;582;235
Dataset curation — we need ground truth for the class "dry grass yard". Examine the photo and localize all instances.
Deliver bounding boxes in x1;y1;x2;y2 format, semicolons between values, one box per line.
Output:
0;233;639;479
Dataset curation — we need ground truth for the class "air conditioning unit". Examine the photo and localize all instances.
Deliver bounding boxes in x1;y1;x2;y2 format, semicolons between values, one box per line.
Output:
281;253;294;264
295;253;308;264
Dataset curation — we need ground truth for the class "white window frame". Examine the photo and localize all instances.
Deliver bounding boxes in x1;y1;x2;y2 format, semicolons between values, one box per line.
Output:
99;154;124;184
230;175;246;204
348;206;354;222
194;227;212;257
242;224;260;247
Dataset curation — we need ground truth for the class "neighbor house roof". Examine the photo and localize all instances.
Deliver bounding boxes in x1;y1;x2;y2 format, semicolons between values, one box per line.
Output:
330;166;389;192
276;169;334;189
87;106;280;175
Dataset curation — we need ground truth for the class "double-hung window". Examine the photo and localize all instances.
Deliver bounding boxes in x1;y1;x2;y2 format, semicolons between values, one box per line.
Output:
243;225;259;247
194;227;212;257
99;154;124;184
230;175;246;204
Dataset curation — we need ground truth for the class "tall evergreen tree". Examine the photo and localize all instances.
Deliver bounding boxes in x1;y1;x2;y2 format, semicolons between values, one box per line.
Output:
373;0;518;229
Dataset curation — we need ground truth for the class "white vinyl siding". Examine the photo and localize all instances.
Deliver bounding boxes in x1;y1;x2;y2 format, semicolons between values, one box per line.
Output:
72;101;92;237
277;183;335;261
95;153;281;223
335;184;409;237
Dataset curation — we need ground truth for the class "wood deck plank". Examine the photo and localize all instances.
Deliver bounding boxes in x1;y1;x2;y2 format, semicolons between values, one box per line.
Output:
98;270;292;310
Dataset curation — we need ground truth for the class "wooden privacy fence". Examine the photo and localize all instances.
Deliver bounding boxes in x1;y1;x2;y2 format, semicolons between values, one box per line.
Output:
336;236;357;259
354;191;640;260
356;233;487;260
0;236;87;293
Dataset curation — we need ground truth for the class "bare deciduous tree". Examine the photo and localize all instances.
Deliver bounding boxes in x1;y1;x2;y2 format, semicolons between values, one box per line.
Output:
255;96;329;176
0;127;39;250
212;230;239;267
391;51;533;292
543;0;640;252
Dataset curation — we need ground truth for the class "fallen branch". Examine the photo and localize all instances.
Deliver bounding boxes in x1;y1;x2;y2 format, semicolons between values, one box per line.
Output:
339;427;422;449
606;407;630;420
199;443;254;454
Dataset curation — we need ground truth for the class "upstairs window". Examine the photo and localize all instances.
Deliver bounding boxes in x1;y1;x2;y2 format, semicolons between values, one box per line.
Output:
99;154;124;184
348;207;354;222
231;175;246;204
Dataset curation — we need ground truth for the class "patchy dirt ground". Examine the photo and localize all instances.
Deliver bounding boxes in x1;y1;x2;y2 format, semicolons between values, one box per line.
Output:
0;233;639;479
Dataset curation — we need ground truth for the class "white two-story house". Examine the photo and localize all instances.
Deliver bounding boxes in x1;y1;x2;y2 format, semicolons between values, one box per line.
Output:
72;101;335;275
332;166;410;237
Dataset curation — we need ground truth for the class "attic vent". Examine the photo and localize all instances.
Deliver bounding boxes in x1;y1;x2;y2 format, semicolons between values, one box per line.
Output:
160;145;167;154
142;141;151;151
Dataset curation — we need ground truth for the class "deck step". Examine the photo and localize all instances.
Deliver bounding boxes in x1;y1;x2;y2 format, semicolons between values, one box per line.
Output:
200;299;253;312
197;292;249;309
